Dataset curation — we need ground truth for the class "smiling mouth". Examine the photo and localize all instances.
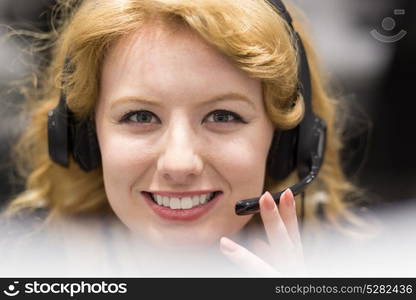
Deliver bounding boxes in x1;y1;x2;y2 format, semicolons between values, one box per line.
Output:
142;191;222;210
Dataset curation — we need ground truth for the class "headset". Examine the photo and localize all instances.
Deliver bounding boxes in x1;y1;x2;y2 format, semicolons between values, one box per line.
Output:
48;59;100;172
235;0;327;216
47;0;326;217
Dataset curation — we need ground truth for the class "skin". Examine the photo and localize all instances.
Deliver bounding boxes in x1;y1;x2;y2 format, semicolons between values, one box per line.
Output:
221;190;305;275
95;22;304;274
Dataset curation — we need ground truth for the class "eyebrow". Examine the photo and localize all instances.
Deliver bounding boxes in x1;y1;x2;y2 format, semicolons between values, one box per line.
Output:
110;92;257;110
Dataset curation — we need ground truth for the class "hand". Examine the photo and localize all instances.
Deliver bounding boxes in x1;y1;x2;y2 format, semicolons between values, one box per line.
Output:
220;189;306;276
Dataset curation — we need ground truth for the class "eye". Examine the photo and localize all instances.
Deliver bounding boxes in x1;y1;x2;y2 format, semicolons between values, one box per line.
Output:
120;110;160;124
204;110;246;123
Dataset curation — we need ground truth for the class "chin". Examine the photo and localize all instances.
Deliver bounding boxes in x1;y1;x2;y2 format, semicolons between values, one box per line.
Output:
145;229;221;251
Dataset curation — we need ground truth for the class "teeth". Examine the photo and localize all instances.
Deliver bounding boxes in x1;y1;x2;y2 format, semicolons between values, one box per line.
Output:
150;192;217;209
170;198;180;209
181;197;192;209
192;196;199;206
156;195;163;205
163;196;169;207
199;194;207;205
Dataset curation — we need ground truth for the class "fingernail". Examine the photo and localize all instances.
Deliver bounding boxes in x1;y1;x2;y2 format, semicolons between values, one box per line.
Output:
263;191;276;211
283;189;295;206
220;237;238;253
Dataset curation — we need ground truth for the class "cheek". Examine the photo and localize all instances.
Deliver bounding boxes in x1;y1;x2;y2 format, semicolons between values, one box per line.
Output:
97;132;160;234
101;135;150;172
213;135;271;189
98;132;154;206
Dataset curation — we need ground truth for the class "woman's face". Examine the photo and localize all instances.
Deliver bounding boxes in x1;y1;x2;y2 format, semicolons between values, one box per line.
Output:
95;23;274;249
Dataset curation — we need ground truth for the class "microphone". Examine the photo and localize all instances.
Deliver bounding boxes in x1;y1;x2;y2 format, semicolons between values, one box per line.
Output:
235;169;317;215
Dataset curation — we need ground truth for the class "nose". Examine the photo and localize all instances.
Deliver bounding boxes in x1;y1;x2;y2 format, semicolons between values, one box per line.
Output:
157;121;204;185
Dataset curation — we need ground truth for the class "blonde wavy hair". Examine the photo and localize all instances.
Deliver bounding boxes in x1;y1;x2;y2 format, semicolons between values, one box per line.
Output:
6;0;362;234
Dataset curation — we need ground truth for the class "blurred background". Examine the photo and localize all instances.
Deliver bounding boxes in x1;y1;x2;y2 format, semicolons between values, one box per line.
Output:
0;0;415;214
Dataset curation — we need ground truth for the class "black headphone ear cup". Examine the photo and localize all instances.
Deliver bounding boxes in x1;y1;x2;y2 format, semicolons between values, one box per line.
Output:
47;102;69;167
266;128;298;181
86;121;101;169
69;117;101;172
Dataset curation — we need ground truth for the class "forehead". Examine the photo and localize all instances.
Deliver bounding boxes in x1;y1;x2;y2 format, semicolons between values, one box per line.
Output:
99;21;261;104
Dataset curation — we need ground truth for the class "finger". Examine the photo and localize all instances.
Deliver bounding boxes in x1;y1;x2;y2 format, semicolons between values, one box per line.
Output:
259;191;293;252
250;238;273;262
278;189;302;249
249;237;307;277
220;237;281;276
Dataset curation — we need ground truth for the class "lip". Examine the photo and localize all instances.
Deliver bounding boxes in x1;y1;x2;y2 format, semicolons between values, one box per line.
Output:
141;191;223;222
146;190;218;198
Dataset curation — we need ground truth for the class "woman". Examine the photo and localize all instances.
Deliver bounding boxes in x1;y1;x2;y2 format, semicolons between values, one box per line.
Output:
2;0;359;276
